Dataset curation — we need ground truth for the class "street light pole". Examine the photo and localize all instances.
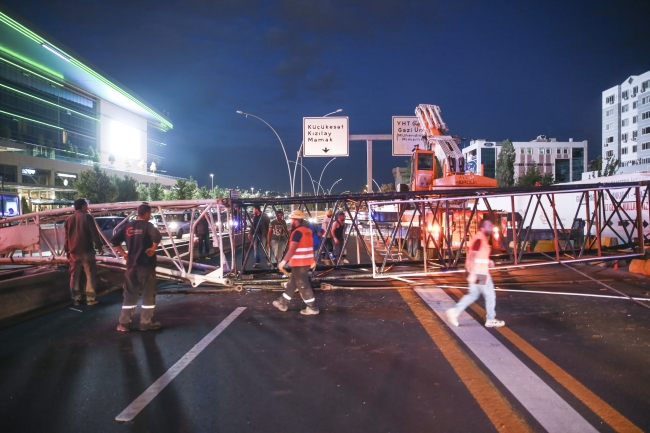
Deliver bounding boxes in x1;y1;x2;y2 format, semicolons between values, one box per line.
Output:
317;157;337;195
328;178;342;195
210;173;214;191
289;160;318;195
237;111;293;196
293;109;342;197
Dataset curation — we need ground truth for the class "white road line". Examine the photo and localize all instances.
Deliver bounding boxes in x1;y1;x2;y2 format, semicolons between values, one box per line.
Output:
431;284;650;302
415;288;598;433
115;307;246;422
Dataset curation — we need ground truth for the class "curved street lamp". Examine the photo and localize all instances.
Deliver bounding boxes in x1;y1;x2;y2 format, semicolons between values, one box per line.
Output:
317;157;337;195
327;178;342;195
289;159;318;196
237;110;293;196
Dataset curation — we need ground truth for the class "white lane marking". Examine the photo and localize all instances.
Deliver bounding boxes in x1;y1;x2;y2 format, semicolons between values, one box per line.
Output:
115;307;246;422
69;308;82;312
494;287;650;301
415;288;598;433
432;285;650;302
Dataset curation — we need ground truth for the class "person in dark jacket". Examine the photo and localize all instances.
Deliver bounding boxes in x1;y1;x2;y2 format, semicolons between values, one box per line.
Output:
111;204;163;332
248;206;269;268
196;215;210;257
64;198;103;306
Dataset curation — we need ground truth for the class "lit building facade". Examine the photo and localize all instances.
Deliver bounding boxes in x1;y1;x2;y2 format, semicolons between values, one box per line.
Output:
0;8;178;208
462;137;588;183
601;70;650;173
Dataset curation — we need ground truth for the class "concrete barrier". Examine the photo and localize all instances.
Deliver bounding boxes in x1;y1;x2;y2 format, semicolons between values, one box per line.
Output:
0;266;122;329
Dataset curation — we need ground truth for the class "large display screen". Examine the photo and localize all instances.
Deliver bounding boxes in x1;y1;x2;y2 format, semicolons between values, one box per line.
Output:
108;120;141;159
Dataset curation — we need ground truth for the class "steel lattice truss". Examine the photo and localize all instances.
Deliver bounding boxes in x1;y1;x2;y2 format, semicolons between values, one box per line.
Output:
0;181;648;287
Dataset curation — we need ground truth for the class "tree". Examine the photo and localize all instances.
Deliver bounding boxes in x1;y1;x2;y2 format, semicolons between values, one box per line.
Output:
74;164;118;204
516;165;554;187
137;183;149;201
150;162;157;173
496;139;516;187
88;146;96;161
380;183;396;192
124;159;131;169
149;181;164;201
196;186;212;199
169;176;198;200
587;155;619;178
138;159;146;171
108;154;116;164
602;156;620;177
113;175;139;202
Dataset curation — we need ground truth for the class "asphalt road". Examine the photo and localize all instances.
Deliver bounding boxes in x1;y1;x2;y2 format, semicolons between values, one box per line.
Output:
0;263;648;433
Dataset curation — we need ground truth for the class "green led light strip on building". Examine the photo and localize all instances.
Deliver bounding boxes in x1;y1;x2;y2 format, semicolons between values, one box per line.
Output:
0;54;63;86
0;11;173;130
0;83;98;121
0;108;63;129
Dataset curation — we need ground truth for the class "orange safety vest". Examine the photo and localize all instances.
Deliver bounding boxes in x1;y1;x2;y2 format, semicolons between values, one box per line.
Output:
470;231;492;275
289;226;314;267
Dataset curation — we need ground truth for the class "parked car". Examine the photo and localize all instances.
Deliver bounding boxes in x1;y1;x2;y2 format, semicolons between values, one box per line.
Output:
160;211;192;239
94;216;126;242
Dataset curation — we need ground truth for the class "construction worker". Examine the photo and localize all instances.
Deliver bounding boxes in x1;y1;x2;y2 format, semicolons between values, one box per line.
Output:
111;204;163;332
273;209;319;315
64;198;103;306
446;219;505;328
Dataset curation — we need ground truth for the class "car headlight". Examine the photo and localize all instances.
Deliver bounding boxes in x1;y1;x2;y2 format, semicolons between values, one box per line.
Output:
169;222;178;229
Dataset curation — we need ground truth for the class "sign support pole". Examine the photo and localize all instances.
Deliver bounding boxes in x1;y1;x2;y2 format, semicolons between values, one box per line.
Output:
367;140;373;193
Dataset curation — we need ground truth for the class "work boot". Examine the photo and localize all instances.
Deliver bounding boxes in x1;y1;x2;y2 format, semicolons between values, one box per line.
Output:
485;318;505;328
272;297;288;312
253;263;261;268
300;305;319;315
139;322;162;331
446;308;459;327
116;324;130;332
86;299;99;306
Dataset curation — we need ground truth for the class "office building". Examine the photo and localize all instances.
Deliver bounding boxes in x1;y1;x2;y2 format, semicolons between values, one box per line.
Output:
462;137;587;183
602;70;650;173
0;8;179;209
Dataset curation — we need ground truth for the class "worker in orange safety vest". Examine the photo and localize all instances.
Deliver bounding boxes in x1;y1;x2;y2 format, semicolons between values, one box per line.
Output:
446;219;505;328
273;209;319;315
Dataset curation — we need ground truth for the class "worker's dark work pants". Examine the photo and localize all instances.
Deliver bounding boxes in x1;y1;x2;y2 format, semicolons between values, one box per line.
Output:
197;233;209;255
283;266;315;306
69;252;97;301
118;265;157;325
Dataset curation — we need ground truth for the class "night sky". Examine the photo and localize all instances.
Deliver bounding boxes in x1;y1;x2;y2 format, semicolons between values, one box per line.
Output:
3;0;650;193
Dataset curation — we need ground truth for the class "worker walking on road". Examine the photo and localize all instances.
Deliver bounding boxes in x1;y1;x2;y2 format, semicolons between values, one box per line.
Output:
111;204;163;332
268;209;289;269
273;210;319;315
446;219;505;328
64;198;103;306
